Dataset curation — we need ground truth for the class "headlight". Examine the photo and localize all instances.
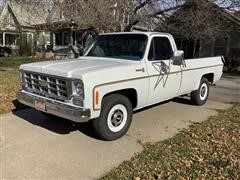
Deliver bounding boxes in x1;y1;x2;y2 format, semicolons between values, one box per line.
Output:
73;80;84;99
19;69;24;83
19;69;26;89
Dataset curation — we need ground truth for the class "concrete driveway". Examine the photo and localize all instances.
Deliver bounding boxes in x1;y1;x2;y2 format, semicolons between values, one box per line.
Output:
0;74;239;180
209;74;240;103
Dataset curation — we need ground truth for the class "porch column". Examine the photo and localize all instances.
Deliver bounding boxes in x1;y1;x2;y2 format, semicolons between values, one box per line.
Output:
3;32;6;46
61;32;64;46
70;20;76;46
50;32;54;46
74;31;77;46
226;33;230;58
70;29;73;46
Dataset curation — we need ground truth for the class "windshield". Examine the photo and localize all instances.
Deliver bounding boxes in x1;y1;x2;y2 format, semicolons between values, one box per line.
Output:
84;34;148;61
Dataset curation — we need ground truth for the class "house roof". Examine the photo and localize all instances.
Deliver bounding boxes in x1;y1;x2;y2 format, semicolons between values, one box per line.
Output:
221;9;240;27
177;0;240;26
157;0;240;39
46;4;68;24
167;0;240;26
0;0;49;28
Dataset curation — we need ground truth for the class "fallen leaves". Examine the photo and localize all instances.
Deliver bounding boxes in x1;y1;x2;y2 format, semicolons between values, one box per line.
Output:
0;70;21;114
102;105;240;180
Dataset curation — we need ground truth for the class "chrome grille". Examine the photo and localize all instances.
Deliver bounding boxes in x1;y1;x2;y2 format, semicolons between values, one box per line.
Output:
23;72;71;101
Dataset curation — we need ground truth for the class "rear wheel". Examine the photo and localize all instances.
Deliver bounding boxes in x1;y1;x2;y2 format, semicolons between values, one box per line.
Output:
93;94;133;141
190;77;209;106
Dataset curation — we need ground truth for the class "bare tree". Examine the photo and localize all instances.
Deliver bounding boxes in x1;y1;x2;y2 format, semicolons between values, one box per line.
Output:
5;0;239;33
51;0;187;33
158;0;240;39
52;0;141;32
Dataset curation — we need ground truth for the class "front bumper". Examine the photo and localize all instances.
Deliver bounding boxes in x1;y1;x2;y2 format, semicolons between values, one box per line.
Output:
17;91;91;123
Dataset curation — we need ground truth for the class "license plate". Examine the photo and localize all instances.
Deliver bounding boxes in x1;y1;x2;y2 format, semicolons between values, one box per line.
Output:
35;100;46;111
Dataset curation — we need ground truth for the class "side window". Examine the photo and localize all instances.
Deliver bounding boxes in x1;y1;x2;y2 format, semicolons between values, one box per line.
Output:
148;37;173;61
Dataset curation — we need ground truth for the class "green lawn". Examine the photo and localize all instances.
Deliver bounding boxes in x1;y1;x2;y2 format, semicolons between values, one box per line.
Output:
0;56;48;68
102;105;240;179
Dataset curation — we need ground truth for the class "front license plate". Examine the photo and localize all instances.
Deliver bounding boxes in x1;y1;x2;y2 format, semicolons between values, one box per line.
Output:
35;100;46;111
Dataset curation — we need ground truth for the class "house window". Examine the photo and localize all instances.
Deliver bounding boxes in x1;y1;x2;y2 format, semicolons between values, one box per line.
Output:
0;33;3;45
55;32;62;46
175;39;200;59
60;10;64;19
63;32;70;45
8;13;11;25
6;12;15;26
76;32;83;46
214;38;228;56
5;34;20;46
55;32;70;46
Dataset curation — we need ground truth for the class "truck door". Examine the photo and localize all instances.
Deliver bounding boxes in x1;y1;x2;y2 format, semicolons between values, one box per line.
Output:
146;36;182;104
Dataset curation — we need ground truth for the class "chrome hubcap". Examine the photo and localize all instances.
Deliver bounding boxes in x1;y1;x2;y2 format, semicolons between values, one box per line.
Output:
201;87;206;97
111;110;124;127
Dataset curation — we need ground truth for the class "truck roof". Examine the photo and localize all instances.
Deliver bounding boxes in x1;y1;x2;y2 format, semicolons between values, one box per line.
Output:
100;32;172;37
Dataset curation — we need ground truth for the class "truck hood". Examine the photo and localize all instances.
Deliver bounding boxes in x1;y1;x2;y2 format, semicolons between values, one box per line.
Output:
20;57;136;78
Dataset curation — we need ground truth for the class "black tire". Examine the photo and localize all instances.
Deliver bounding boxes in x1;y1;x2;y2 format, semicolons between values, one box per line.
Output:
92;94;133;141
190;77;209;106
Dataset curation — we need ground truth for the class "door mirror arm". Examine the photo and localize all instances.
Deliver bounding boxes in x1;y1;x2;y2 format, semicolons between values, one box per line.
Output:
172;50;184;65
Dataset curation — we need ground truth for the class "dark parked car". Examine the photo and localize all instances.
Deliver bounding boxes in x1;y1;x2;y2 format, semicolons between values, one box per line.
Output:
0;46;11;57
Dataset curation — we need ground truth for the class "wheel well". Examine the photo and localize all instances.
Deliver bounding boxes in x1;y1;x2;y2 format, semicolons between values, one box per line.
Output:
103;89;138;109
202;73;214;84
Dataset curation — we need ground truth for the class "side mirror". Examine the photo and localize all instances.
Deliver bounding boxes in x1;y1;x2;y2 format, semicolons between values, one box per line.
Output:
172;50;184;65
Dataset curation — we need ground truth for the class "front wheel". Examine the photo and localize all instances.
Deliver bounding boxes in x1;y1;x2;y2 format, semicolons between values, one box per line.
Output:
190;77;209;106
92;94;133;141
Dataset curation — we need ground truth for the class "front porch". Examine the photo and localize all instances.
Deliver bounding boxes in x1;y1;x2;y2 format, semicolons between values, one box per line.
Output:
50;29;84;50
49;28;96;57
0;31;20;49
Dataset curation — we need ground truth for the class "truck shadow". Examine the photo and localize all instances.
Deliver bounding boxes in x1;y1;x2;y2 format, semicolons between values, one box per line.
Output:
134;97;192;114
12;108;101;140
12;97;192;140
171;97;193;105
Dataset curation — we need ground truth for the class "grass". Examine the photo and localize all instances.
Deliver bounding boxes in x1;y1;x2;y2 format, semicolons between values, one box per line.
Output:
0;70;22;114
102;105;240;179
0;56;50;113
0;56;47;68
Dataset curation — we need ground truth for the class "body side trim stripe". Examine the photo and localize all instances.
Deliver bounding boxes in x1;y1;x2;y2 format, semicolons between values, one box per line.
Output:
92;64;223;110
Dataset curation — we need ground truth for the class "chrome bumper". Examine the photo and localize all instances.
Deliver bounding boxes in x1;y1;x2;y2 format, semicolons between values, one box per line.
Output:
17;91;91;123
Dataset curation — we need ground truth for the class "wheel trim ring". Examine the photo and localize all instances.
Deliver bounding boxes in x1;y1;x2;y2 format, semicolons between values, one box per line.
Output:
200;83;208;101
107;104;128;133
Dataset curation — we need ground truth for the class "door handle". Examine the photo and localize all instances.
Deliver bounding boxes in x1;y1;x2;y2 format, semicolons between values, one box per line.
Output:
136;68;145;73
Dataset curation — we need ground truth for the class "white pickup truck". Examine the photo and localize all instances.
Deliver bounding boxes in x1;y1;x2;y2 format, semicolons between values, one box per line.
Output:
17;32;224;140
